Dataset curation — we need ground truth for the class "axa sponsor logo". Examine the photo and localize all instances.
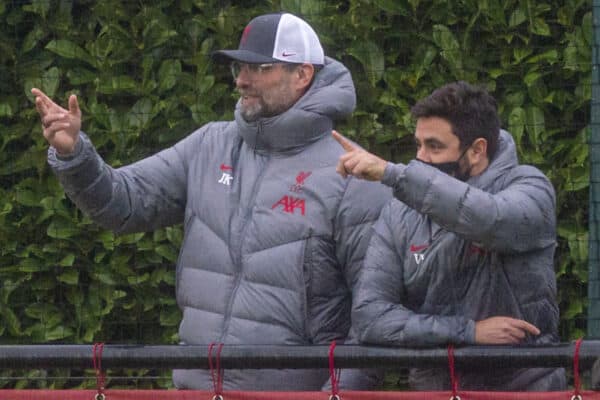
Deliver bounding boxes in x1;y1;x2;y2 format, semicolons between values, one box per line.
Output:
218;163;233;186
272;171;312;215
410;243;429;265
272;195;306;216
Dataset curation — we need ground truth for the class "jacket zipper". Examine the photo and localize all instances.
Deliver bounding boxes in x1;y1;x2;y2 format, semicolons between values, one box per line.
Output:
220;122;270;341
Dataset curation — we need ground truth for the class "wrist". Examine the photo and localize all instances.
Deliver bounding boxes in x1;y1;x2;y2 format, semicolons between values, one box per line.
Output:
55;136;82;160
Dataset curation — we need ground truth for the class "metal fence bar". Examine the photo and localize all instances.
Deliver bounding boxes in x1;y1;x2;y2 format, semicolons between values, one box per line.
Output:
0;342;597;370
589;0;600;340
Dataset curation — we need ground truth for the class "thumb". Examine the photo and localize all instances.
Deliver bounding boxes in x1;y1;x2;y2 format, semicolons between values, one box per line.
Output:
68;94;81;117
332;130;356;152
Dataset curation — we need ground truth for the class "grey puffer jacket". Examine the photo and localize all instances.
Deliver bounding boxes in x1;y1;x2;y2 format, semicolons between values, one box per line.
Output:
352;131;565;390
48;57;391;390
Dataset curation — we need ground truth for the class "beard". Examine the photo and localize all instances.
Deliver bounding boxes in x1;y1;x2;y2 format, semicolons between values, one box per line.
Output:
238;77;298;122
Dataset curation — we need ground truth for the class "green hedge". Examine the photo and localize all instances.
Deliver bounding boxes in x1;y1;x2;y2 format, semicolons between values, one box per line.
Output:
0;0;591;389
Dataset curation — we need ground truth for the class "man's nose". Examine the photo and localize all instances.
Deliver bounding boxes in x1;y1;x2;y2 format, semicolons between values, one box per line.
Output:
416;147;430;162
235;66;251;87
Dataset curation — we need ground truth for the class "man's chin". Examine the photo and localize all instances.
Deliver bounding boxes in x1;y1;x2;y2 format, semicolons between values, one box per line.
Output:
240;108;262;122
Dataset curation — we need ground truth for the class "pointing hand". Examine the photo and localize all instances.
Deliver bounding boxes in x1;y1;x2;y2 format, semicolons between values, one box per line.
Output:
31;88;82;155
332;130;387;181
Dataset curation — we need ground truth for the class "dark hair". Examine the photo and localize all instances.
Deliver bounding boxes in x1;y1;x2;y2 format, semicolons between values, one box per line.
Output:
410;81;500;159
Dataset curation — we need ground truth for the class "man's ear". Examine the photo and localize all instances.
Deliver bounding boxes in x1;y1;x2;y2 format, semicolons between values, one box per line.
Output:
294;64;315;92
470;138;488;164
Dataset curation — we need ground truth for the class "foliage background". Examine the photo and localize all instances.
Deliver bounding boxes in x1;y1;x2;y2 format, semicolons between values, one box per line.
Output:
0;0;591;390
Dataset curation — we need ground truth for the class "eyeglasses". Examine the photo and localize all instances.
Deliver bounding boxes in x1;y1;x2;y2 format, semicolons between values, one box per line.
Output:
230;62;277;80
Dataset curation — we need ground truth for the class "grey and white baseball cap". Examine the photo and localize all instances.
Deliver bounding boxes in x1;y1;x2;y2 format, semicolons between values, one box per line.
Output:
213;13;325;65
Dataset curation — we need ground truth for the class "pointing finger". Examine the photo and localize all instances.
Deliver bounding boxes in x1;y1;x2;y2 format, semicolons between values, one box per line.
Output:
32;88;61;116
34;96;47;117
332;130;356;152
31;88;52;108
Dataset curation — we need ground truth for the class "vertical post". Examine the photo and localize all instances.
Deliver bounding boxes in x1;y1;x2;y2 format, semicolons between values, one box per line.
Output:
589;0;600;338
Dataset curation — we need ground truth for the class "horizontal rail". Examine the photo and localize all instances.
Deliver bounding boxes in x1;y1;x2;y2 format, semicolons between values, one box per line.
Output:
0;342;597;370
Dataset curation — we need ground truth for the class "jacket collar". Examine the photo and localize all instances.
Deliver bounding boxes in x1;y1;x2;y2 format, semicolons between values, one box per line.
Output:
467;130;518;190
234;57;356;155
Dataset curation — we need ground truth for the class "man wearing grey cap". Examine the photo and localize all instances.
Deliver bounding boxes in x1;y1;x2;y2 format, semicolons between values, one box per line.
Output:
31;12;391;391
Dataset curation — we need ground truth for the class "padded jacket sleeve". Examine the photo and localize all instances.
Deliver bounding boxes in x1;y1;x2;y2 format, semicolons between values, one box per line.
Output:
381;161;556;253
47;125;213;234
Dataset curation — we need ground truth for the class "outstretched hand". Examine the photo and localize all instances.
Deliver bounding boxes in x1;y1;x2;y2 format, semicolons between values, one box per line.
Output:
332;130;387;181
31;88;82;155
475;316;540;345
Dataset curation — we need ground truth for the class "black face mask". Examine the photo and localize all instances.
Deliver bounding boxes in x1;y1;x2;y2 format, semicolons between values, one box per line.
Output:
417;147;472;181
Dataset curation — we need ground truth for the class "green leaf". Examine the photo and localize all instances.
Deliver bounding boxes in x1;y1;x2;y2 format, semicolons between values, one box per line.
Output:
531;17;551;36
488;68;505;79
44;326;74;341
160;308;181;327
45;40;93;65
15;189;42;207
346;40;385;86
1;307;22;335
65;288;84;306
25;303;60;319
143;19;178;50
66;67;97;85
563;44;579;71
527;49;558;64
23;0;51;18
18;258;43;273
563;298;583;319
158;60;182;91
155;244;178;262
166;226;183;246
509;8;527;27
198;75;215;94
40;67;60;98
118;232;145;245
582;12;592;46
97;75;138;94
523;70;542;87
372;0;411;14
525;106;545;148
97;230;115;250
513;47;533;63
94;271;117;285
59;253;76;267
129;98;154;129
58;268;79;285
432;25;462;69
22;26;45;53
507;107;525;145
47;219;79;239
128;273;150;285
0;102;13;117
